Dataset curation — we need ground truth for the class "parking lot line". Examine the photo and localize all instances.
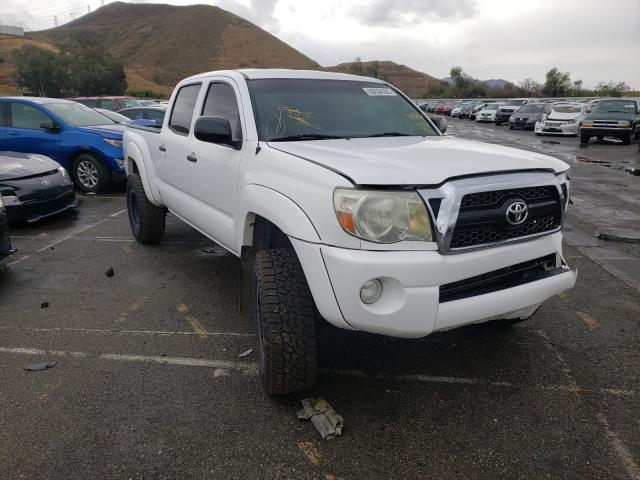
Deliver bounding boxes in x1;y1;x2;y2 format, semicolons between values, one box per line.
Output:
0;346;634;399
109;208;127;217
36;217;112;252
0;326;253;337
597;413;640;480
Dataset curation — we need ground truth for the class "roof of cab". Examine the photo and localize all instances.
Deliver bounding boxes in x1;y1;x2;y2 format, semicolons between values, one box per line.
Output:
182;68;387;84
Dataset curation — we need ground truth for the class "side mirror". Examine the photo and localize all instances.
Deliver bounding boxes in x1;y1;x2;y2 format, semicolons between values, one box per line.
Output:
429;115;447;134
194;116;239;149
40;121;60;132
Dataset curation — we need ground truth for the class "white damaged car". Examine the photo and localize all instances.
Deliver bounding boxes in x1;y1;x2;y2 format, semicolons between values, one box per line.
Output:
535;103;586;136
475;102;503;123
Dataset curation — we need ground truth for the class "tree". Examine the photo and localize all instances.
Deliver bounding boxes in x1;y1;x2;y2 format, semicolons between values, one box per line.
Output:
518;78;543;97
0;56;5;65
12;41;127;97
543;67;571;96
11;46;66;97
595;81;631;97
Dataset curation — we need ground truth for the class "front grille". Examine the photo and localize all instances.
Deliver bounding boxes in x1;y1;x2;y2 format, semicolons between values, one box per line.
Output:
439;254;559;302
451;216;556;248
460;186;555;211
451;185;561;249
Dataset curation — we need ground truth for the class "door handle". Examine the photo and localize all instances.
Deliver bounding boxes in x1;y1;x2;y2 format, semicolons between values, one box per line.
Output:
186;153;198;163
8;131;20;136
158;144;166;152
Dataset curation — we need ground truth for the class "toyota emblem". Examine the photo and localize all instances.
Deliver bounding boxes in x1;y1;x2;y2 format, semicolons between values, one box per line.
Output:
40;179;51;186
506;200;528;225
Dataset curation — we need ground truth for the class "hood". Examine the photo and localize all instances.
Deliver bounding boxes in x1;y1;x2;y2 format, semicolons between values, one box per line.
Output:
513;111;542;119
0;152;59;181
76;124;125;138
269;136;568;185
547;112;582;121
500;105;521;111
585;111;634;122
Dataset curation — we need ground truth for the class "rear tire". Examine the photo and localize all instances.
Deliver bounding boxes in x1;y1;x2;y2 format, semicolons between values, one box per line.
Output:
126;173;165;244
253;248;317;395
73;153;111;193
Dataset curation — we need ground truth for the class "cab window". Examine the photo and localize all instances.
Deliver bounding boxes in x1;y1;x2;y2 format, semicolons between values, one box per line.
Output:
10;103;53;130
100;100;116;111
201;82;243;142
169;84;201;135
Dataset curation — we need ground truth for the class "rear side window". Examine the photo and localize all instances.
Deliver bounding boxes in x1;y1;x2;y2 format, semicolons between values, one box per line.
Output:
145;109;166;123
169;84;201;135
78;99;98;108
201;82;242;142
122;109;145;120
10;103;52;129
100;100;115;111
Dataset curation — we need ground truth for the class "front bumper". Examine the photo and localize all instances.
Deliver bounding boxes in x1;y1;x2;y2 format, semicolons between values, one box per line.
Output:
535;121;580;135
292;233;576;338
580;126;632;138
496;112;515;122
5;190;77;224
510;117;537;129
477;114;496;122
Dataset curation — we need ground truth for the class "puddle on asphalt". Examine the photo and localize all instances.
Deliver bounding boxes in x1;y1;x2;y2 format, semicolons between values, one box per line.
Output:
575;156;640;176
625;167;640;176
541;140;561;145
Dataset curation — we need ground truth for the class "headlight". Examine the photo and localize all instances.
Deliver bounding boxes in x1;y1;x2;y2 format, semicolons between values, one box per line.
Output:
333;189;433;243
618;120;631;127
103;138;123;148
556;172;570;211
58;167;72;185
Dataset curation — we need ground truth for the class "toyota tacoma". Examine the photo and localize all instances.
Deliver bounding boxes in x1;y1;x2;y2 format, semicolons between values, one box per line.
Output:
123;69;576;394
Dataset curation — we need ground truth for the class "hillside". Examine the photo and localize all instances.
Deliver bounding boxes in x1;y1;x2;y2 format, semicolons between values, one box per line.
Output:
442;76;513;88
0;35;59;95
327;61;446;97
1;2;320;96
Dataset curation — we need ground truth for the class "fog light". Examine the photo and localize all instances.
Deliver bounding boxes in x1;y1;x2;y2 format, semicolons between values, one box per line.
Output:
360;279;383;304
115;158;125;168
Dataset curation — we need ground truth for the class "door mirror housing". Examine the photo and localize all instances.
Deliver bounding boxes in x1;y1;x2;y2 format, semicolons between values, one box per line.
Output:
40;121;61;132
428;114;447;134
194;116;240;149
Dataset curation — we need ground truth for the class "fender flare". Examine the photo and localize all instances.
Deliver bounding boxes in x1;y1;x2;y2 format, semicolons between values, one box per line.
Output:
236;184;321;250
124;141;163;206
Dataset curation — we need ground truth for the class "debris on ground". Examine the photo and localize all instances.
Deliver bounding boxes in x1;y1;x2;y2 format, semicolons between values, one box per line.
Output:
237;349;253;358
24;361;57;371
297;398;343;440
595;229;640;244
40;302;49;308
105;267;114;277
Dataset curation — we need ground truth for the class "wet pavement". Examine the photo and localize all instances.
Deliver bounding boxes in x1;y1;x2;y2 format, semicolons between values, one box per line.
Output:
1;128;639;479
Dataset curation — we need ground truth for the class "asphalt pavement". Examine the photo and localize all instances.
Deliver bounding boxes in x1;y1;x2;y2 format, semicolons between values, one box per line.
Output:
1;123;639;480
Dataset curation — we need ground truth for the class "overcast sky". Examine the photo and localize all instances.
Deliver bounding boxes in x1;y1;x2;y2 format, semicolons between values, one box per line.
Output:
2;0;639;88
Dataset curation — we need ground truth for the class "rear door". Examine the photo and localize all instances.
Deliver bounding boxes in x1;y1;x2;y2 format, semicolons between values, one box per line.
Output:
187;79;245;250
5;102;62;162
154;83;202;217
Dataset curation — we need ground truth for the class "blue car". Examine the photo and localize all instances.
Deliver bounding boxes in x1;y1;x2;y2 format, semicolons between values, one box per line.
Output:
0;97;125;192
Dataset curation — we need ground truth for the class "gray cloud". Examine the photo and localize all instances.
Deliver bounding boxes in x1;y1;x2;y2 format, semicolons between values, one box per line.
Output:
218;0;280;31
351;0;478;27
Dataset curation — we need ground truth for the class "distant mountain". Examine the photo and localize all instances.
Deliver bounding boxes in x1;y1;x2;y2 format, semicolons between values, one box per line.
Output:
1;2;320;95
328;61;446;97
441;76;513;88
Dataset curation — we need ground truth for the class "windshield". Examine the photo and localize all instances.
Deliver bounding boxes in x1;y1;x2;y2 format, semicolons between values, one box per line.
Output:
518;104;545;113
593;100;637;114
483;103;499;110
552;105;582;114
505;99;528;106
248;79;437;141
48;102;116;126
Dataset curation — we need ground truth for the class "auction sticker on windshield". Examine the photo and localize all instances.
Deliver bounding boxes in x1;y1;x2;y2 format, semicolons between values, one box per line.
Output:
362;87;397;96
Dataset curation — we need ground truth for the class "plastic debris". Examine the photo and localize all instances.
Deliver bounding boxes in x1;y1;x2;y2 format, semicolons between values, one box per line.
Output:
24;361;57;371
105;267;114;277
40;302;49;308
297;398;343;440
237;349;253;358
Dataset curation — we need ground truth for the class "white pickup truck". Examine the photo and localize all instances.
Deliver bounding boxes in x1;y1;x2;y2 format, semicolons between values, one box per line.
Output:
124;69;576;394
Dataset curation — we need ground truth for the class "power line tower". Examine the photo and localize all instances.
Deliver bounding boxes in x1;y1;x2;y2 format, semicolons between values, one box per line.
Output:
54;15;58;27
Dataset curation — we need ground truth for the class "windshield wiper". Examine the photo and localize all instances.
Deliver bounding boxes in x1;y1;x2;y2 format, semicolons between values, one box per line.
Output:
367;132;414;138
269;134;346;142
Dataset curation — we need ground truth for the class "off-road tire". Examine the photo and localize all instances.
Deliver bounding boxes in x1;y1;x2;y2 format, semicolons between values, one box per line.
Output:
622;133;632;145
73;153;111;193
126;173;165;244
580;133;590;144
253;248;317;395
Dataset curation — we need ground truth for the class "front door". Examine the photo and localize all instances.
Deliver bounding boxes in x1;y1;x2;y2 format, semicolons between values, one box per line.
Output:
5;102;62;163
188;79;245;251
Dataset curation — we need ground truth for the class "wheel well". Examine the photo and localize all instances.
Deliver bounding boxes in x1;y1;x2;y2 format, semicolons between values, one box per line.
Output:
250;215;292;252
70;149;106;168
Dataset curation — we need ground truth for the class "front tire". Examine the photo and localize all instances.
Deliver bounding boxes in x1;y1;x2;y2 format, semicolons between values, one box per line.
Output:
253;248;317;395
580;133;590;144
73;154;111;193
126;173;165;244
622;133;632;145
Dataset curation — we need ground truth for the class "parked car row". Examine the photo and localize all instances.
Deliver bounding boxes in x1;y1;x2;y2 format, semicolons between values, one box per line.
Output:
435;97;640;144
